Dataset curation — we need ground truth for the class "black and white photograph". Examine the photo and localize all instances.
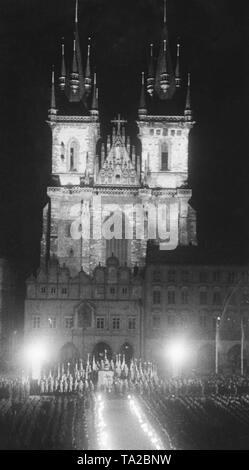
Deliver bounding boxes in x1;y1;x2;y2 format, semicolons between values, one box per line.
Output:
0;0;247;463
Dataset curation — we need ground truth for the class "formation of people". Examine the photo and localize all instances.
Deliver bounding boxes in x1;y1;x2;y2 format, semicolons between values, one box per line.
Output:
1;352;249;399
36;353;159;395
155;375;249;398
0;377;30;401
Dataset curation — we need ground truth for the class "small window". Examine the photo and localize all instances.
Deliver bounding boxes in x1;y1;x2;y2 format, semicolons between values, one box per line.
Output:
242;291;249;305
110;287;115;295
95;286;104;297
152;315;161;329
96;317;105;329
61;142;65;160
69;141;78;171
153;270;161;282
213;291;222;305
48;317;56;329
65;316;74;329
168;270;176;282
161;141;168;171
156;129;161;135
51;287;56;294
200;271;208;283
128;317;136;330
65;223;72;238
122;287;128;295
241;271;249;283
176;130;182;136
61;288;68;295
150;129;154;136
168;290;176;304
40;287;46;294
181;270;189;282
228;272;236;284
112;317;120;330
181;289;189;304
168;315;175;326
170;130;175;136
213;271;220;282
163;128;168;136
200;291;208;305
32;316;40;329
153;290;161;305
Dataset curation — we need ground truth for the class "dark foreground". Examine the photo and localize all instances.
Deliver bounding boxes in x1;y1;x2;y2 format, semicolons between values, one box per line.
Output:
1;392;249;450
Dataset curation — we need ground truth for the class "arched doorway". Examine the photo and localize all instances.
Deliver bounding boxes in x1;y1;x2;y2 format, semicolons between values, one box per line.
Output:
93;342;112;362
227;344;241;373
120;342;134;364
60;342;79;362
196;344;215;375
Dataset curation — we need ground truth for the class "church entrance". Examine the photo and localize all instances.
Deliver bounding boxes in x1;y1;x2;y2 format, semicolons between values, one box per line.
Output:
93;342;112;361
120;342;134;364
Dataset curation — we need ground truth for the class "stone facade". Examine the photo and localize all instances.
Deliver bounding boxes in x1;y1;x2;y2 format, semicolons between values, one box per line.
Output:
25;256;143;361
144;263;249;374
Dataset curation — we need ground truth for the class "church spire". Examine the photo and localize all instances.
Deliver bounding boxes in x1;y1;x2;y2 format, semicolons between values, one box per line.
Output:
70;36;80;95
175;41;181;88
147;44;155;97
185;73;192;121
138;72;147;117
160;39;170;93
59;38;66;91
72;0;85;101
75;0;78;24
48;66;57;118
162;0;167;36
84;38;92;94
90;72;99;116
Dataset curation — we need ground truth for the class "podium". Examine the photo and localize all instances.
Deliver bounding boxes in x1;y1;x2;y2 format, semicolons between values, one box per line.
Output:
98;370;114;389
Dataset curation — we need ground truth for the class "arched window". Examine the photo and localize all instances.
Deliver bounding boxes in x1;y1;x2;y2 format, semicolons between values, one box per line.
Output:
69;140;78;172
181;288;189;304
60;142;65;161
161;141;168;171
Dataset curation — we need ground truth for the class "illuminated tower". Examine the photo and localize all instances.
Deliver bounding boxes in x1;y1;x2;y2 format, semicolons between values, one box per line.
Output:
138;0;197;247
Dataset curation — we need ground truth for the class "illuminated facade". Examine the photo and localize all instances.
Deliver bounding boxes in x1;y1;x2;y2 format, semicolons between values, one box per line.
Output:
24;0;197;361
144;253;249;374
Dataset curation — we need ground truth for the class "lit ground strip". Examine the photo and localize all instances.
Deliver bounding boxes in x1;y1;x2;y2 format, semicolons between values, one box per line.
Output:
95;394;112;449
128;395;164;450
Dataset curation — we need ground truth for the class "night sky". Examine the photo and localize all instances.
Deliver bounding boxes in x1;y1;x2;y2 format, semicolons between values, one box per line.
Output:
0;0;246;274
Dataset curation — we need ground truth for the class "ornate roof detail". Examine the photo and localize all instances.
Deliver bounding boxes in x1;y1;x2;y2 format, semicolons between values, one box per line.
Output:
96;115;140;187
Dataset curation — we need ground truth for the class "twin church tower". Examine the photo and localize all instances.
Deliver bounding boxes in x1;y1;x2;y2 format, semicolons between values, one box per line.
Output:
42;0;197;276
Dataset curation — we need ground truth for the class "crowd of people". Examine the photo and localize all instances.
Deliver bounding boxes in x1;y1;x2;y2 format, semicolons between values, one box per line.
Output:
0;377;30;401
155;375;249;398
1;354;249;400
34;354;160;395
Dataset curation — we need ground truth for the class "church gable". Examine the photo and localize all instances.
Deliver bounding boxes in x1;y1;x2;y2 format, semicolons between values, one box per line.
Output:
96;116;140;187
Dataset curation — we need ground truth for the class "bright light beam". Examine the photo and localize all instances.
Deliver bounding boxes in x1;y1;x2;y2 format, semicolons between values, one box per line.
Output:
23;341;48;380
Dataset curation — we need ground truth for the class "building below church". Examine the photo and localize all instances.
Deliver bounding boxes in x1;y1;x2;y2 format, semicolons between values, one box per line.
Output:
145;247;249;374
24;248;249;374
25;255;143;362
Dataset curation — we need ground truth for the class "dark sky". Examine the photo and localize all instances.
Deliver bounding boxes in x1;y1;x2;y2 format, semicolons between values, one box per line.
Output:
0;0;247;273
